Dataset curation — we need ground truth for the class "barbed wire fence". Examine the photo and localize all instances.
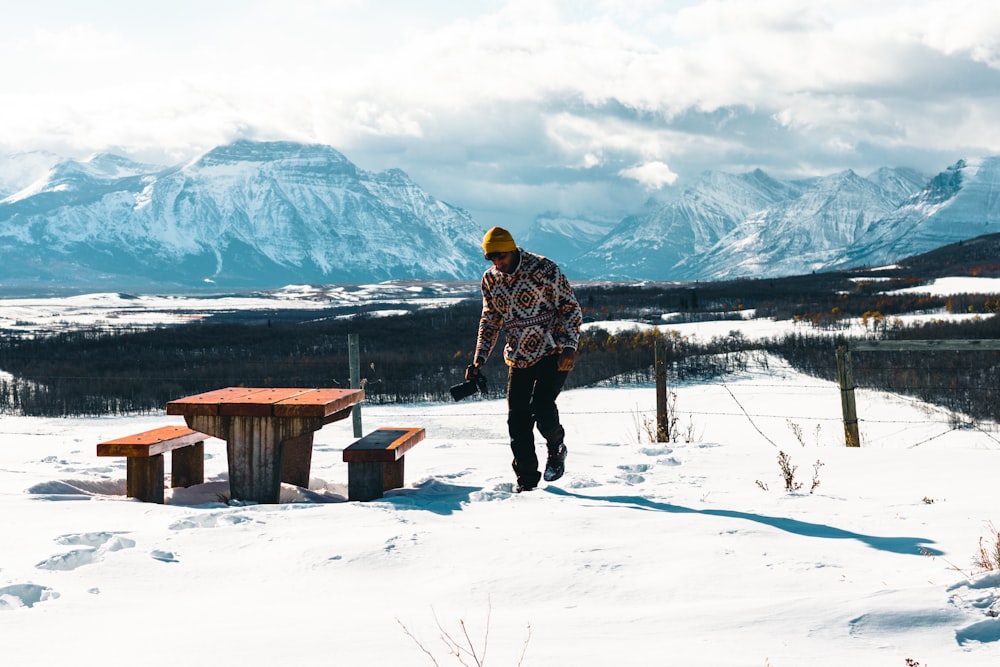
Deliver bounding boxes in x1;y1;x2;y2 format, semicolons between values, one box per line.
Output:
2;336;999;450
294;371;1000;451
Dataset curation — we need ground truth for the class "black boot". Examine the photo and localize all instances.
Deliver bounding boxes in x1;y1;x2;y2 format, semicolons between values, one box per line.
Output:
543;443;567;482
513;459;540;492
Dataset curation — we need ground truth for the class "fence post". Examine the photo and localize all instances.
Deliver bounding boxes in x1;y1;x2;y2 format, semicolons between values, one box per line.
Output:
348;333;362;437
836;344;860;447
655;339;669;442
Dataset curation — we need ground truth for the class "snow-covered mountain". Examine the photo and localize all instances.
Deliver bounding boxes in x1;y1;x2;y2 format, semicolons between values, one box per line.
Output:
0;140;485;290
679;167;929;279
519;213;617;263
0;150;64;200
570;169;807;280
837;158;1000;270
2;140;1000;290
569;160;997;281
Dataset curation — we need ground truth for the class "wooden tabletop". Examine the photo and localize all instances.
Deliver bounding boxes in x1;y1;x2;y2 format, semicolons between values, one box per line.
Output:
166;387;364;419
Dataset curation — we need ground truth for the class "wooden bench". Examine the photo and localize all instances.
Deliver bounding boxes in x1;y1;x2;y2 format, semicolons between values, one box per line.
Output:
342;427;425;501
97;425;208;503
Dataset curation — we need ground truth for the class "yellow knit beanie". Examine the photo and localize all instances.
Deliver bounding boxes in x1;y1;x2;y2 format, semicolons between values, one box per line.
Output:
482;227;517;254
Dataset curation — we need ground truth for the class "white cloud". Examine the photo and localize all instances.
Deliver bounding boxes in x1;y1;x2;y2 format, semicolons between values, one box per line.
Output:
618;161;679;189
1;0;1000;229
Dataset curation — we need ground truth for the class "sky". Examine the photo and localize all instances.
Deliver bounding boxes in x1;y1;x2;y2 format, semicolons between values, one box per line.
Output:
2;0;1000;233
3;280;1000;664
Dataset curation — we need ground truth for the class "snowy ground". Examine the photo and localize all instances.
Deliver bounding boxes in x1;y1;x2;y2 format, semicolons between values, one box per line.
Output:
2;278;1000;665
2;355;999;666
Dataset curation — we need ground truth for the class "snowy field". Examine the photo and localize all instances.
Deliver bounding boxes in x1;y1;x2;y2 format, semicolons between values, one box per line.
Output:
2;277;1000;666
0;281;478;333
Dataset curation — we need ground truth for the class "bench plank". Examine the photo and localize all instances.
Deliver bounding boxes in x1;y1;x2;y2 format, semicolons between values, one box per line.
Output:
273;388;366;419
97;425;208;503
342;427;425;462
343;427;425;501
166;387;364;419
97;425;208;457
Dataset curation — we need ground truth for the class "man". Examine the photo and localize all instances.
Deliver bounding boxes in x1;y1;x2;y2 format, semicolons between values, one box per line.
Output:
466;226;583;492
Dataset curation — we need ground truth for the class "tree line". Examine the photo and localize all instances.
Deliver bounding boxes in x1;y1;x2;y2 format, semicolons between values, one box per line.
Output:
0;281;997;420
0;293;748;416
766;313;1000;424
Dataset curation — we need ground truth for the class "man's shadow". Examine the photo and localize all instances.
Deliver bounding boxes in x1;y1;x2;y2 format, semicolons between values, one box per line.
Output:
545;487;942;556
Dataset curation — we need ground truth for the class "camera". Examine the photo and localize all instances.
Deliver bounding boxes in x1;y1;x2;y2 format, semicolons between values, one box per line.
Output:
450;372;488;401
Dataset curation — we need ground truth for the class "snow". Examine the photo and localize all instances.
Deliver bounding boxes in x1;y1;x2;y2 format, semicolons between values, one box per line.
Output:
0;283;476;334
889;276;1000;297
2;286;1000;665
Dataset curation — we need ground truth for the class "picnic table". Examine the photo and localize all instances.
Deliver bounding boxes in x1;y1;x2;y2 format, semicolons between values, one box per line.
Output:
166;387;364;503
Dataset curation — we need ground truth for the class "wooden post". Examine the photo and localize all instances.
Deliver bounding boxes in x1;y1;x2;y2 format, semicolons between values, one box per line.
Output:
836;344;861;447
186;413;324;503
171;441;205;488
832;339;1000;448
280;433;314;487
348;333;362;437
655;339;669;442
127;455;164;503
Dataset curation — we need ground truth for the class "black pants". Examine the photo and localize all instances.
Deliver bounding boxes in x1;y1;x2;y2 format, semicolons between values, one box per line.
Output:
507;354;569;485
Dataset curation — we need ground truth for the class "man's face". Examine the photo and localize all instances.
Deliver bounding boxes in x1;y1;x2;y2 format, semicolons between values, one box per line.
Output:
486;251;516;273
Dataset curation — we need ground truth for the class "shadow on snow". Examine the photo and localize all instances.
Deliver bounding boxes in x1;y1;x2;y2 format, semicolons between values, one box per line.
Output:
545;487;942;556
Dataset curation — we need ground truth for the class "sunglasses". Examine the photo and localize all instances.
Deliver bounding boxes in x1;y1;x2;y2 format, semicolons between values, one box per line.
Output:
484;251;511;261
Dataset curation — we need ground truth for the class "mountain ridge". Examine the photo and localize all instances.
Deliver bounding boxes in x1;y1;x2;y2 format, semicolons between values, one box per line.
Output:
0;140;485;290
2;140;1000;290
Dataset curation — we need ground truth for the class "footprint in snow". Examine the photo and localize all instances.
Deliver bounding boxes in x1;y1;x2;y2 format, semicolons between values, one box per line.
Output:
610;464;648;484
169;511;256;530
56;531;132;548
0;584;60;610
948;573;1000;646
956;618;1000;646
468;481;523;501
614;473;646;485
35;532;136;571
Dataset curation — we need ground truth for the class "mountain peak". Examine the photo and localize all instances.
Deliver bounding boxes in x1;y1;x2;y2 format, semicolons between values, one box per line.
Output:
81;153;163;179
0;140;485;289
191;140;351;168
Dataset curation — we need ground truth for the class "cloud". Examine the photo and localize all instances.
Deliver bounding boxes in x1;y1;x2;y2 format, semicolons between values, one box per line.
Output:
2;0;1000;231
618;161;679;189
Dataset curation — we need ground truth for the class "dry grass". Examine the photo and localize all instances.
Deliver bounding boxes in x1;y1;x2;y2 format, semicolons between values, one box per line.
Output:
973;522;1000;573
397;599;531;667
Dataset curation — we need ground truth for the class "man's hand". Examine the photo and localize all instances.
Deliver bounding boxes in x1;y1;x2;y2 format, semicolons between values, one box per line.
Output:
557;348;577;371
465;358;485;381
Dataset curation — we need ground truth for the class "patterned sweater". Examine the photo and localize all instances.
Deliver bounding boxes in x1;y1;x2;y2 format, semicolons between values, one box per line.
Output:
475;249;583;368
